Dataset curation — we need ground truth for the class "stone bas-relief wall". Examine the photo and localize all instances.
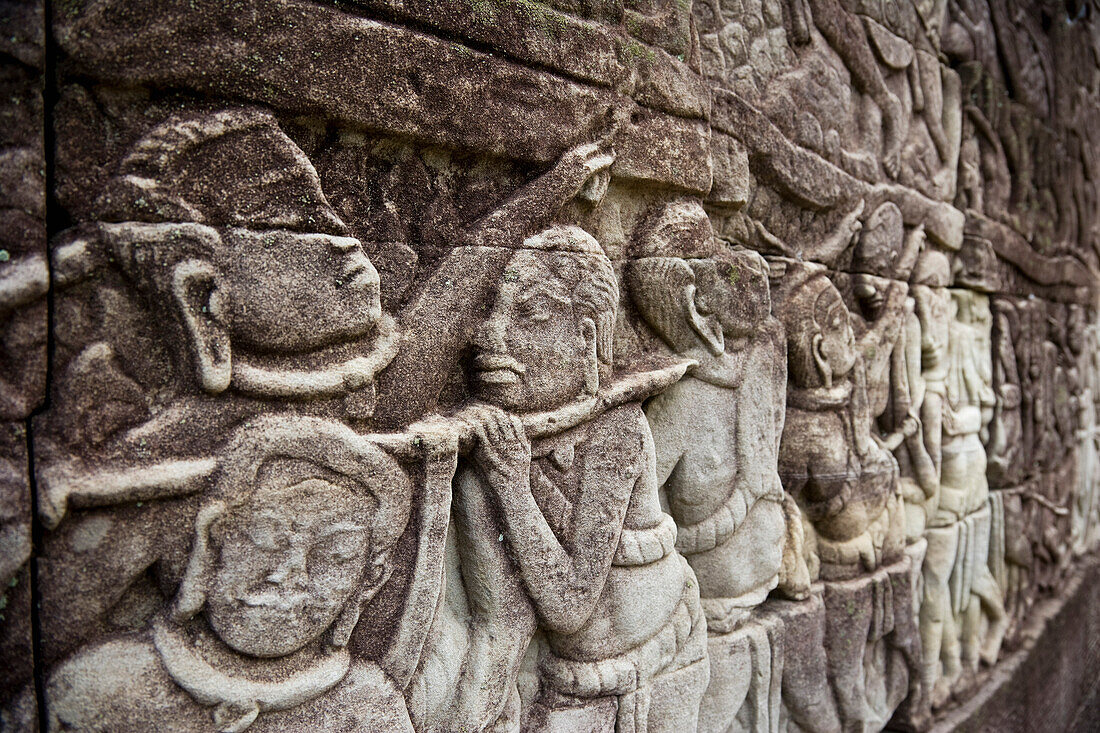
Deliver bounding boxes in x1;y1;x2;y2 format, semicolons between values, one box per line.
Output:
1;0;1098;731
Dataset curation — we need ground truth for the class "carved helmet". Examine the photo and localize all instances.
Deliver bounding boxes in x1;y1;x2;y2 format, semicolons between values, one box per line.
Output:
96;108;345;234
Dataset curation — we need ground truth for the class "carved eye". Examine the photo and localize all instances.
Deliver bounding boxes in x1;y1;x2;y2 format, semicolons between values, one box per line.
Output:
518;295;552;323
313;529;368;564
245;515;291;552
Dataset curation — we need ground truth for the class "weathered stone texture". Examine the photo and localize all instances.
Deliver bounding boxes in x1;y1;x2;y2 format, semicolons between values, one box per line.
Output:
3;0;1100;731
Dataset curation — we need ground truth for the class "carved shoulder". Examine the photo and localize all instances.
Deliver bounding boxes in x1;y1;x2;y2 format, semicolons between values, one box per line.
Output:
45;635;199;731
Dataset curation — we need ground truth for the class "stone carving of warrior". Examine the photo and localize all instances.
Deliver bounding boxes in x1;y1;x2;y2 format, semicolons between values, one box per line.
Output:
848;204;938;544
772;259;903;578
986;297;1024;488
771;257;919;730
1072;319;1100;556
1039;303;1081;582
928;290;1006;697
35;108;396;666
44;108;394;462
908;247;964;707
629;199;801;632
451;229;707;733
35;417;418;732
408;147;708;733
938;291;996;523
628;199;814;733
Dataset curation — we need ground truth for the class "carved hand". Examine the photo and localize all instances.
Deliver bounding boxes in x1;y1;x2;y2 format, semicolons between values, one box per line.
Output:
467;405;532;487
819;199;865;264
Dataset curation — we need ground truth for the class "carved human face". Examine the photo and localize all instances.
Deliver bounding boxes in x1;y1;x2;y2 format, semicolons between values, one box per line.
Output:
205;478;372;657
690;255;769;345
470;250;592;412
852;273;890;319
218;228;382;353
815;287;857;381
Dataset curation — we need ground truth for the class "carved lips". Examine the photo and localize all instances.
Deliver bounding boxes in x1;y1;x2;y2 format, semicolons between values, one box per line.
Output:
339;250;380;294
472;353;527;385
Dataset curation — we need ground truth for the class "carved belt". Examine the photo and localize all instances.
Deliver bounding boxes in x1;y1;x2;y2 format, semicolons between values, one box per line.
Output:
673;475;785;556
675;488;749;556
538;557;706;700
613;514;678;566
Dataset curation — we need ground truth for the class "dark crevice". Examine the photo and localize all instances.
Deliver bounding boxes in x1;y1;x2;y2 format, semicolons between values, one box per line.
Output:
321;0;623;91
29;0;58;729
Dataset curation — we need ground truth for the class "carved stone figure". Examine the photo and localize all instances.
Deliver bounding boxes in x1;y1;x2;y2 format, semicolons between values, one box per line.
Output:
631;200;794;631
771;257;919;731
35;108;396;666
847;204;938;545
408;155;709;733
921;289;1006;707
47;108;392;453
944;290;1005;671
38;417;419;732
986;297;1024;488
772;258;903;579
629;199;808;732
910;248;953;514
457;225;709;733
1071;320;1100;556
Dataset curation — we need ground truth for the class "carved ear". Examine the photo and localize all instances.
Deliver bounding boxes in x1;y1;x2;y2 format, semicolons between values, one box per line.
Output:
172;502;226;623
582;317;600;395
329;551;392;648
685;282;725;357
812;332;833;388
172;259;231;393
329;602;361;650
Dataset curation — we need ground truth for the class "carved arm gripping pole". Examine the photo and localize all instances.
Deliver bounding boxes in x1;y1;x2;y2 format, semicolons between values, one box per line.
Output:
363;358;696;459
36;359;694;527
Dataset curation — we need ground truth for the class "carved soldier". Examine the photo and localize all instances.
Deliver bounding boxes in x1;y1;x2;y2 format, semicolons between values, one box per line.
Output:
847;204;938;543
986;297;1025;488
772;259;903;578
441;224;709;733
938;291;996;523
941;290;1006;677
1072;319;1100;555
36;108;396;666
630;199;799;632
910;248;963;706
629;199;813;733
35;417;416;732
771;258;919;729
44;108;392;463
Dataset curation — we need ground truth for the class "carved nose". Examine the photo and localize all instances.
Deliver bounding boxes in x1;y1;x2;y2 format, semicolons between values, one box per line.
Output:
266;546;308;586
474;312;508;353
855;282;877;299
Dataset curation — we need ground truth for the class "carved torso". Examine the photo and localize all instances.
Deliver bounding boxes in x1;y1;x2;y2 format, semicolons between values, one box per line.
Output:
533;404;689;661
